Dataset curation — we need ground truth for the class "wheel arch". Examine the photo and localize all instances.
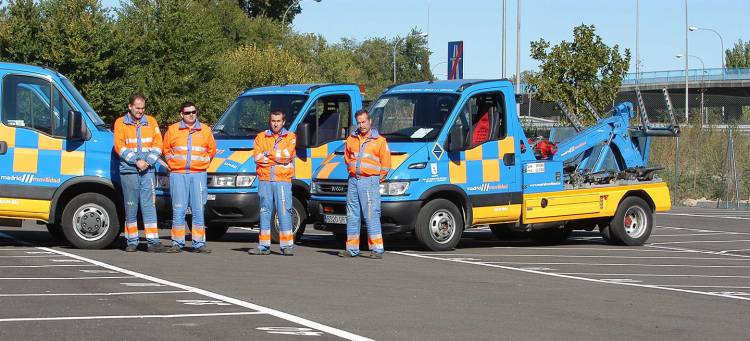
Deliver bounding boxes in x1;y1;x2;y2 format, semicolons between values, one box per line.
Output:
418;184;472;228
49;177;122;226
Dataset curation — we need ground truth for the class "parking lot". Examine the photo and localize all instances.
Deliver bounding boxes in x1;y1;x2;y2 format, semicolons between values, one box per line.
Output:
1;206;749;340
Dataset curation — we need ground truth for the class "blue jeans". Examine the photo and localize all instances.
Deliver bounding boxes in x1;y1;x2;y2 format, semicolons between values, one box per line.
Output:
345;176;384;256
169;172;207;249
258;181;294;251
120;172;160;246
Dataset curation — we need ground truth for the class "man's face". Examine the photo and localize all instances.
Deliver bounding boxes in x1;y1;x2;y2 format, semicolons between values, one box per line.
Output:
269;113;285;134
356;114;371;135
128;98;145;120
181;106;198;125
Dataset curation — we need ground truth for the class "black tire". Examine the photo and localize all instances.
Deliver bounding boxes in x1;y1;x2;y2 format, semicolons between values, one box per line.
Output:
45;223;67;241
414;199;463;251
599;224;618;244
206;224;229;241
489;223;519;239
60;192;120;249
609;196;653;246
529;226;573;244
271;196;307;244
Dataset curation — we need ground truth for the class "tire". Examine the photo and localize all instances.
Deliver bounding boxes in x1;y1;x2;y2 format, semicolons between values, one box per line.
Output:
60;192;120;249
489;223;519;239
206;224;229;241
609;196;653;246
45;223;67;241
414;199;463;251
529;226;572;244
271;196;307;244
599;224;618;244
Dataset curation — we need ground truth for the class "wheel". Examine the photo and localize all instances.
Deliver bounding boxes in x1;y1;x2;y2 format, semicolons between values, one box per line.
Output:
609;196;653;246
529;226;572;244
271;196;307;244
206;224;229;241
414;199;463;251
599;224;617;244
61;193;120;249
45;223;67;241
489;223;518;239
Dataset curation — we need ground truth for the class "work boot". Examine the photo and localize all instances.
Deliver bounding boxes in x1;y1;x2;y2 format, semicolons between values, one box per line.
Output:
166;245;182;253
281;248;295;256
248;247;270;255
124;244;137;252
194;246;212;254
368;251;383;259
146;244;167;253
337;250;358;258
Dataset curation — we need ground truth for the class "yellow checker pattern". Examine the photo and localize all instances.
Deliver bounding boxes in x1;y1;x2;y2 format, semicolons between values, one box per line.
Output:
61;151;85;176
13;148;38;173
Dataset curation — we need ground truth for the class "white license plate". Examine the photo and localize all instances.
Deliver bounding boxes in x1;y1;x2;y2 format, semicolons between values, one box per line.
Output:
324;214;347;224
207;194;216;201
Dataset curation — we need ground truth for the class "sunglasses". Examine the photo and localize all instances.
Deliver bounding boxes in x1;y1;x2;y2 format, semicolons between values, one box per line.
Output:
181;110;198;115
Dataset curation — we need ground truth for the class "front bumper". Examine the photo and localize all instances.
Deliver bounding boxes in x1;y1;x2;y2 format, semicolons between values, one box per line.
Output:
156;192;260;226
308;199;422;234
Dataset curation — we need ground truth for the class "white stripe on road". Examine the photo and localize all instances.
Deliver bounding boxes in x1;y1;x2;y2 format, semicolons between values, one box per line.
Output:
0;290;189;297
0;255;57;258
407;253;747;261
656;225;750;235
391;251;750;301
647;244;750;259
38;247;373;341
651;233;738;237
558;273;750;278
648;239;750;245
482;261;750;268
0;276;133;280
0;264;95;268
657;212;750;220
0;312;264;323
664;285;750;289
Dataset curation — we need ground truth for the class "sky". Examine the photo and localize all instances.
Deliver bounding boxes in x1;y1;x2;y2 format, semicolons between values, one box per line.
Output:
291;0;750;79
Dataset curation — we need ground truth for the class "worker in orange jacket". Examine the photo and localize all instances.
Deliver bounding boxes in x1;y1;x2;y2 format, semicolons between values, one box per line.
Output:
113;93;167;253
339;109;391;259
162;101;216;253
248;110;297;256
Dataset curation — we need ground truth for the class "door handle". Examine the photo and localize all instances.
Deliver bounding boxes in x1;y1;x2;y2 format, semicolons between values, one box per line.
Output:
503;153;515;166
0;141;7;155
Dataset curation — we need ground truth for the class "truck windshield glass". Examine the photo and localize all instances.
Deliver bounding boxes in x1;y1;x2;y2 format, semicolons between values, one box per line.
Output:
369;93;459;141
60;76;107;129
213;94;307;138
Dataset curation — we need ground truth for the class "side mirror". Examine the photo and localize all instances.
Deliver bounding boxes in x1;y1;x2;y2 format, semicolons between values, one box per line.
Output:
67;110;87;141
296;122;313;148
446;124;466;152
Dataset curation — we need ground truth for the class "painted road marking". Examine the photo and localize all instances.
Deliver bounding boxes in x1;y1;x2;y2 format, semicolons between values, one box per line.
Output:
648;239;750;245
0;291;189;297
79;269;118;274
646;244;750;259
177;299;232;306
121;283;167;287
0;312;264;323
657;212;750;220
0;264;95;268
557;273;750;279
50;259;84;263
256;327;325;336
408;253;748;261
0;276;133;280
481;261;750;268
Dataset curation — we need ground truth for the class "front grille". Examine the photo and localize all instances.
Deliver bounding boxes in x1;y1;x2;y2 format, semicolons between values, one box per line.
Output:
317;182;348;195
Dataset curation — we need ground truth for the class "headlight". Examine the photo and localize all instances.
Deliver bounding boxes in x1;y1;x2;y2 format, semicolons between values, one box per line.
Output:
379;181;410;196
310;181;318;194
156;174;169;189
236;175;256;187
213;175;236;187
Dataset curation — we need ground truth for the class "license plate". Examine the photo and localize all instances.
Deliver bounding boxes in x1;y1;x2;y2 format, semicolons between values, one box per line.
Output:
324;214;347;225
207;194;216;201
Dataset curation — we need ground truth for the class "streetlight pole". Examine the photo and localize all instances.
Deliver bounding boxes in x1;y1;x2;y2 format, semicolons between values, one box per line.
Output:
282;0;321;27
501;0;507;78
515;0;522;115
689;26;725;78
684;0;689;124
393;32;428;83
431;62;448;79
636;0;640;86
677;53;706;125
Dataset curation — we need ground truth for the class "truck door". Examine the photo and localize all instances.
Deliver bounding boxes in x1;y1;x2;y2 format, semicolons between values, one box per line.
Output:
0;74;83;220
448;90;521;225
295;93;352;182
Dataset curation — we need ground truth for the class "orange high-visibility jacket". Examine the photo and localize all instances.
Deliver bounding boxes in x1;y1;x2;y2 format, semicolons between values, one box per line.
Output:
163;120;217;173
113;113;163;174
344;129;391;179
254;128;297;182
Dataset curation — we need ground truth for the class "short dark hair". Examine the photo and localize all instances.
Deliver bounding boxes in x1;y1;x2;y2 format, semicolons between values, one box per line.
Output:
270;110;285;120
129;93;146;105
180;101;197;113
354;109;369;119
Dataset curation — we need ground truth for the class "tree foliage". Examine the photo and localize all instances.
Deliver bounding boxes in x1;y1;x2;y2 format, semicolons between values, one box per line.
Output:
726;39;750;68
238;0;299;23
527;24;631;125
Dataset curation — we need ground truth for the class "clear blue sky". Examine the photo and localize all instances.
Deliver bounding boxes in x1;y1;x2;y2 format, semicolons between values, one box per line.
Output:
292;0;750;79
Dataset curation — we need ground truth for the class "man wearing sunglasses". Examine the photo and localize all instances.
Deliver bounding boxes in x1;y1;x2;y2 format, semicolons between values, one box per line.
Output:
163;102;217;253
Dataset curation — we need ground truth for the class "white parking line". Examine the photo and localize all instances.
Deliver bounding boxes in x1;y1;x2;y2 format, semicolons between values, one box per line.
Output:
651;233;737;237
0;312;264;323
665;285;750;289
489;246;693;252
408;253;747;261
557;273;750;279
647;244;750;259
0;276;133;280
0;255;57;258
391;251;750;301
0;291;190;297
0;264;95;268
656;225;750;235
482;261;750;268
649;239;750;245
38;247;373;341
658;212;750;220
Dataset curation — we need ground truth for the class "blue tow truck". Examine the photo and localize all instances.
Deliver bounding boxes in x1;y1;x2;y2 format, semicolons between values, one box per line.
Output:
308;79;677;251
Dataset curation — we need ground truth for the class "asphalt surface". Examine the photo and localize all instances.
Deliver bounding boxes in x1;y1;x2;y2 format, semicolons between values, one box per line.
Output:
1;206;749;340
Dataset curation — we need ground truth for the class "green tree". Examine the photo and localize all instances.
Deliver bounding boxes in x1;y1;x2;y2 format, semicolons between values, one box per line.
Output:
527;24;631;125
0;0;45;65
726;39;750;67
238;0;300;23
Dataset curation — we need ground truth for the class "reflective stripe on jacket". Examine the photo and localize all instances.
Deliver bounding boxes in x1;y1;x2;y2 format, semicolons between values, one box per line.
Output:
113;113;163;174
254;128;297;182
344;129;391;179
163;120;216;173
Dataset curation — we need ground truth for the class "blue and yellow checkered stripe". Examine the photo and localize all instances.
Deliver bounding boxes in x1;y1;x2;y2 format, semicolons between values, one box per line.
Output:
0;124;85;179
447;137;515;185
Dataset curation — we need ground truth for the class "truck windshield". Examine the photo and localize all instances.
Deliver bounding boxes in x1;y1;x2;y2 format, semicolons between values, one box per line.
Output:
60;76;108;130
369;93;459;142
213;94;308;138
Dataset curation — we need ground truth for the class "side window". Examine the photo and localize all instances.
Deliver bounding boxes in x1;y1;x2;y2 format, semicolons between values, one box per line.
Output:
1;75;72;137
452;92;505;148
302;94;352;146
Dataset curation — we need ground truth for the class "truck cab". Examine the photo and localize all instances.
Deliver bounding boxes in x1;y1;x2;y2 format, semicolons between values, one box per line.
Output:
156;83;363;242
309;79;672;251
0;62;123;249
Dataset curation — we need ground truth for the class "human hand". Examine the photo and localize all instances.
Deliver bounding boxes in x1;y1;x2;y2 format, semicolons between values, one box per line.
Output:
136;160;149;171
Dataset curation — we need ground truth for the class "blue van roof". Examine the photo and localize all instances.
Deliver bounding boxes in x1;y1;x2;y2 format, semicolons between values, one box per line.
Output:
384;79;512;94
0;62;58;77
241;83;358;96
